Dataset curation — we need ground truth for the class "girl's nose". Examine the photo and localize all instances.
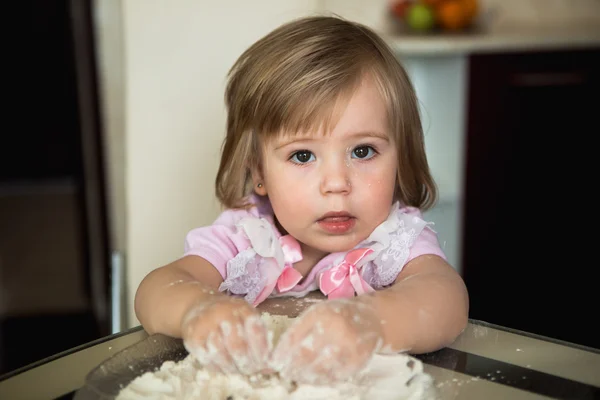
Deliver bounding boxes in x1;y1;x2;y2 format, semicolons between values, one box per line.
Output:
319;160;351;195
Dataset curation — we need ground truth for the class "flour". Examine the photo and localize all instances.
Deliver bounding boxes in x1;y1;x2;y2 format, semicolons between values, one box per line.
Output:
116;314;436;400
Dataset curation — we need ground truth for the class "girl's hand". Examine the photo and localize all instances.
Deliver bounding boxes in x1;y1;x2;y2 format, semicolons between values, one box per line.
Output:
181;295;271;375
270;298;384;384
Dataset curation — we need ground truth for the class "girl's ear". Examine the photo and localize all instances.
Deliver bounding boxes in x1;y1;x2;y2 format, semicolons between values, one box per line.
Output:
251;168;267;196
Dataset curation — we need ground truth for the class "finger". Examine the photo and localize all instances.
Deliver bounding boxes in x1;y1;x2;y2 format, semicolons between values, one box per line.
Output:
183;343;221;374
181;301;221;347
332;332;380;379
271;310;316;361
244;315;271;372
277;326;321;380
285;319;330;380
298;327;380;384
289;344;343;384
182;312;217;369
305;336;376;385
181;299;218;331
356;331;382;358
220;319;254;375
181;309;229;372
205;331;238;374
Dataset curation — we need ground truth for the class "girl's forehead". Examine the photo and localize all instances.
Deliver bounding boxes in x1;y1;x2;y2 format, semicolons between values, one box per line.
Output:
259;105;346;145
267;117;346;141
258;74;392;145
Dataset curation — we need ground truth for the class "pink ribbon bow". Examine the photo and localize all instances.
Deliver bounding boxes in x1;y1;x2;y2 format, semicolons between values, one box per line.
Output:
252;235;303;306
319;248;375;299
276;235;304;292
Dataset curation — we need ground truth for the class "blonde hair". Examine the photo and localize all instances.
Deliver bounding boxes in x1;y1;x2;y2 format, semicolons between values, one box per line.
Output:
216;15;438;211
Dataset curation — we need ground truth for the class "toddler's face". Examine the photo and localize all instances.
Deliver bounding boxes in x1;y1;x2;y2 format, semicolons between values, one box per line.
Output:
256;77;397;260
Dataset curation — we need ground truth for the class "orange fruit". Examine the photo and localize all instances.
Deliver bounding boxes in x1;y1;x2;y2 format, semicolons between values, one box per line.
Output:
459;0;479;20
435;0;471;31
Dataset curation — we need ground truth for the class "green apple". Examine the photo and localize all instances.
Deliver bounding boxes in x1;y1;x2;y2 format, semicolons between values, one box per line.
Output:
406;3;436;32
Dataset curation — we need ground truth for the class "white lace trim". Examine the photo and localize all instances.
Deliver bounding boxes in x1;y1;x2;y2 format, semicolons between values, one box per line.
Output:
219;248;264;304
357;203;432;288
218;217;288;304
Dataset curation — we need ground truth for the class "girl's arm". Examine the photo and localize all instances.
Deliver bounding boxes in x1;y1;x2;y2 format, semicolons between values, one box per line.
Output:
134;255;226;337
135;255;273;375
364;254;469;354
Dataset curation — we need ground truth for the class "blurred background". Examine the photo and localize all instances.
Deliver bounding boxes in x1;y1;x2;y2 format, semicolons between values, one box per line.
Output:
1;0;599;376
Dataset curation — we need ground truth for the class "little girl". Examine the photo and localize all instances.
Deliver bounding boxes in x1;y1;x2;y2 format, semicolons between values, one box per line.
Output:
134;15;469;385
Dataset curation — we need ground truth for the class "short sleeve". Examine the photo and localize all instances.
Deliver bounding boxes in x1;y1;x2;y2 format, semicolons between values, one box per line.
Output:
182;208;256;278
399;207;447;264
406;224;447;264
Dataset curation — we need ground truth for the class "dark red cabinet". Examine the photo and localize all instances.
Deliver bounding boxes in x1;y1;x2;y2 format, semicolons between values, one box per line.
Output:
461;48;600;349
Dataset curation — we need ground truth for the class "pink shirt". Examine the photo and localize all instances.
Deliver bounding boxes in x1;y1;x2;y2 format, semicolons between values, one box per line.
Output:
183;195;446;305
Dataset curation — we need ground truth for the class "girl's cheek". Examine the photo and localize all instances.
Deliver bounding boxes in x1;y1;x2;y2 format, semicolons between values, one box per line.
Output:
351;162;397;193
350;161;387;179
285;164;318;182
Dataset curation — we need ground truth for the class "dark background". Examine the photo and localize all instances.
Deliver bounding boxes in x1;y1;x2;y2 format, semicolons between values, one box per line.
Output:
0;0;111;375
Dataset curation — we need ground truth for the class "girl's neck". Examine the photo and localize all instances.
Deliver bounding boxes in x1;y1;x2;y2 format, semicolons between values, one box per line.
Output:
295;242;328;278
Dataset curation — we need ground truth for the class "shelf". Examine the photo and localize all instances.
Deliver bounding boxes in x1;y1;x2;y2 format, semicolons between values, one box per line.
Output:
382;23;600;56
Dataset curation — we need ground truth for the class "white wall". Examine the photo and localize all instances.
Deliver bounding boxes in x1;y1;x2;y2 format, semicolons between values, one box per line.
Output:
478;0;600;29
96;0;321;328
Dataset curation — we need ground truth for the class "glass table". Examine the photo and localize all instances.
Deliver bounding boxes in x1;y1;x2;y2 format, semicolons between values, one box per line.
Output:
1;294;598;400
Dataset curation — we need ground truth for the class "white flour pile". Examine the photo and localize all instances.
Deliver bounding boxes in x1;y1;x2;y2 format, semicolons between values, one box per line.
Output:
116;314;435;400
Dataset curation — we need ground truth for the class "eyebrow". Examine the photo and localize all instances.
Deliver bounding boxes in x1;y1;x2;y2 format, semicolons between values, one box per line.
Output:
274;131;390;150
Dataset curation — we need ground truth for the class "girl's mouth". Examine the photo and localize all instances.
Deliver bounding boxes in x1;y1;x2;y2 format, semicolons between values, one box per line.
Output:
317;212;356;234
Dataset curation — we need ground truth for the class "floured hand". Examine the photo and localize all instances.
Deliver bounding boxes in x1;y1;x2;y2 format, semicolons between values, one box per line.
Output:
270;298;384;385
181;296;271;376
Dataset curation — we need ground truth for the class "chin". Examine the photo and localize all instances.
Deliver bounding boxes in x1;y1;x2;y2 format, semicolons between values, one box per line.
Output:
317;235;366;253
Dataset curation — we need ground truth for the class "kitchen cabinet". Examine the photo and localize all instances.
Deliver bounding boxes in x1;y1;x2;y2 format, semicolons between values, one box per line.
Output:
461;48;600;349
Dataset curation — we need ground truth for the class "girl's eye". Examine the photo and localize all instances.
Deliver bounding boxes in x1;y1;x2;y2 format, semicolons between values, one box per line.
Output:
290;150;315;164
352;146;376;159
